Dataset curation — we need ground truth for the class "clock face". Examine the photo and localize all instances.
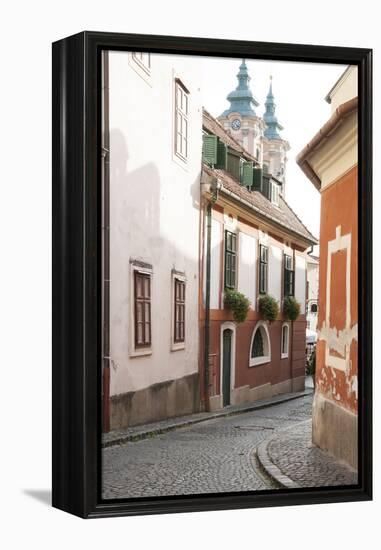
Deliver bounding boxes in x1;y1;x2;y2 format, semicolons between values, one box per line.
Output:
231;118;241;130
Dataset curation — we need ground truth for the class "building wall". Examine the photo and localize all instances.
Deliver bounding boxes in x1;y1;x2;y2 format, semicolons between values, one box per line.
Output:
107;52;203;428
304;71;358;468
204;205;308;410
313;166;358;468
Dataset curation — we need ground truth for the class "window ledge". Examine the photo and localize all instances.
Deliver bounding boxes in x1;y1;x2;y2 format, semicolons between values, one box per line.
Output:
171;342;185;352
281;352;289;359
249;356;271;367
129;348;152;358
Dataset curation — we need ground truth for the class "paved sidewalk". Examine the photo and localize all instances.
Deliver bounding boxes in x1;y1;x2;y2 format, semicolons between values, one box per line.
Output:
102;388;313;448
257;419;358;488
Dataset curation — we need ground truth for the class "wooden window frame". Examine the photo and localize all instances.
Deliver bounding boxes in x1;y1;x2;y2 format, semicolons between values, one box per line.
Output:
174;79;189;162
259;244;268;295
173;276;186;348
224;230;237;290
281;322;289;359
129;263;153;357
134;270;152;349
284;254;295;297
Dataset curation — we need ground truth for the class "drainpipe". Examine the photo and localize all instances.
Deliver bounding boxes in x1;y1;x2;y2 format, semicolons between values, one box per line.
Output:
203;201;212;412
102;51;110;433
203;178;220;412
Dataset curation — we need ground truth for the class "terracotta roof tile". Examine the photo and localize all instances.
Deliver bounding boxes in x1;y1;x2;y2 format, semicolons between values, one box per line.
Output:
203;163;317;245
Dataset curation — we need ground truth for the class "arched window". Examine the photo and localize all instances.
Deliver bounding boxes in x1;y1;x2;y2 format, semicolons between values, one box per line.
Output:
281;323;289;358
311;303;318;314
250;322;271;367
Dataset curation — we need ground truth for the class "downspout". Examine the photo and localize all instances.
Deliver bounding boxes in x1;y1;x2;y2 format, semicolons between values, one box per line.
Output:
102;51;111;432
203;201;212;412
203;178;220;412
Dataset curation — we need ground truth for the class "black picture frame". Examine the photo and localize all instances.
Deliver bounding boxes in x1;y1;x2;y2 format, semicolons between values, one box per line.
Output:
52;31;372;519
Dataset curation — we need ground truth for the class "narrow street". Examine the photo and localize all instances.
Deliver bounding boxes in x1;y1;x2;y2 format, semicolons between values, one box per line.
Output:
102;394;313;499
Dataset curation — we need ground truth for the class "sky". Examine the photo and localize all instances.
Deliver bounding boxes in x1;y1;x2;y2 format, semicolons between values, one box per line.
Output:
200;57;347;249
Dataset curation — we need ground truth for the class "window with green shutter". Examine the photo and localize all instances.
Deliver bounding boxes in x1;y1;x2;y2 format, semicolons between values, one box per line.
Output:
224;230;237;289
259;245;268;294
253;167;263;192
284;254;294;297
216;140;228;170
242;161;254;189
227;150;241;180
202;134;217;165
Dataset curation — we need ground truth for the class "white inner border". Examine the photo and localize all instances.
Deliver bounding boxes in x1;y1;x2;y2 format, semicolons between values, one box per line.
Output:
249;321;271;367
220;322;236;397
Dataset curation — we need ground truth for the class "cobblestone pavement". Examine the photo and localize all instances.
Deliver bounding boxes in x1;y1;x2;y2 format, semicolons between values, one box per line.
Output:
102;394;313;499
266;420;358;487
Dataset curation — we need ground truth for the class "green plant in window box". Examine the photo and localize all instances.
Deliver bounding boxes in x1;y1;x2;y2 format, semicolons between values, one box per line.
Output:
283;296;301;321
224;289;250;323
258;294;279;323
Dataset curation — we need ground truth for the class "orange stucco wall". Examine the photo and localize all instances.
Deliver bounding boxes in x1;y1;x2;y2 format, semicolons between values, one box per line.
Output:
316;165;358;414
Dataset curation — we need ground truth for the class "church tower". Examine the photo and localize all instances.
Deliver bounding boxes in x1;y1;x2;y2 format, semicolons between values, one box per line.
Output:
217;60;266;163
262;77;290;195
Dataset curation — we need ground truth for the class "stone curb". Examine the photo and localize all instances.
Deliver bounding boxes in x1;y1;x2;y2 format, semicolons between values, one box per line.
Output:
255;421;311;489
102;389;313;448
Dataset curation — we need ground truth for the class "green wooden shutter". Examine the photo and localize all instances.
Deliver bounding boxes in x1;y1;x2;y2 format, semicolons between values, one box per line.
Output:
242;161;254;189
252;167;263;192
216;140;228;170
262;174;271;200
202;134;217;165
227;150;240;180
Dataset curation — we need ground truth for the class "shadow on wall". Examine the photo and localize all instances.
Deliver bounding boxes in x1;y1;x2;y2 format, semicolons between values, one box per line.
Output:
106;128;202;428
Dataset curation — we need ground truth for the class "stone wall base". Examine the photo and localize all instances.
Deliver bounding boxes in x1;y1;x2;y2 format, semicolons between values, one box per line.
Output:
226;377;304;407
312;392;358;470
109;372;200;430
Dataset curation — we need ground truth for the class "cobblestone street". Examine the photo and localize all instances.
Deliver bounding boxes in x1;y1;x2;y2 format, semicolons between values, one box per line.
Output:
102;394;315;499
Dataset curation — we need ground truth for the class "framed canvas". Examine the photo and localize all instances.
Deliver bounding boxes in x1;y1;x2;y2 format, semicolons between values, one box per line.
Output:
52;31;372;518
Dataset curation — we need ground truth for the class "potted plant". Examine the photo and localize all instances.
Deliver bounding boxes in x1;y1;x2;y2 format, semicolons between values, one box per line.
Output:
258;294;279;323
224;289;250;323
283;296;301;321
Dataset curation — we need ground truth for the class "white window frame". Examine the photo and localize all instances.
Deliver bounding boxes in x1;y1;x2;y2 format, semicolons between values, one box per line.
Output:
281;322;290;359
249;321;271;367
128;52;152;85
174;79;189;162
271;180;280;206
131;52;151;75
171;271;186;351
129;262;153;357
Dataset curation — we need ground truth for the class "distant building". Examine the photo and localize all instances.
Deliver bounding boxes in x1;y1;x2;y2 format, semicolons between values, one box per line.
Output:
297;66;358;470
217;61;290;195
201;108;317;410
306;254;319;333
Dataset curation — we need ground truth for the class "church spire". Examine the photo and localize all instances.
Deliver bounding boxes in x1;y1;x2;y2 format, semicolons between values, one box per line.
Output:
263;76;284;140
221;59;259;117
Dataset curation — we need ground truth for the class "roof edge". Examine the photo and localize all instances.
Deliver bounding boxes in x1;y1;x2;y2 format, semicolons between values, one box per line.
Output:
296;96;358;190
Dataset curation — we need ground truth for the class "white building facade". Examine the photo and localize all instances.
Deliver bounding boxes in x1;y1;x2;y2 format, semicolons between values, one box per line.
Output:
102;51;203;430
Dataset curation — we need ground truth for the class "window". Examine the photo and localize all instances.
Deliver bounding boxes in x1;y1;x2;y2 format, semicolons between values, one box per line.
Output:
281;323;289;358
311;303;318;314
284;254;294;297
259;244;268;294
271;180;280;206
134;271;151;348
250;322;271;366
175;80;189;161
174;278;185;343
131;52;151;74
224;230;237;289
